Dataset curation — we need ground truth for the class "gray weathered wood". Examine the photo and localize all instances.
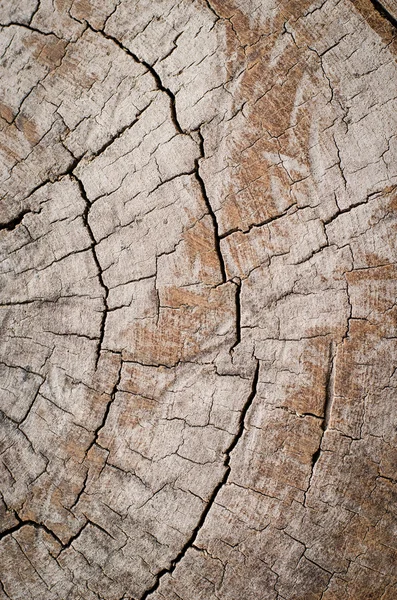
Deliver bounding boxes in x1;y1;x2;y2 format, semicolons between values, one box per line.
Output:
1;0;397;598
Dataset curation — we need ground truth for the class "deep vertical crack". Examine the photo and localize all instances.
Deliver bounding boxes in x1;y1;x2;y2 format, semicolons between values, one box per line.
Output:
5;14;253;592
304;342;336;504
333;134;347;188
194;129;227;284
69;471;88;511
137;59;182;134
343;275;353;341
74;20;227;286
140;361;260;600
71;174;109;369
29;0;41;25
85;356;122;453
230;277;241;352
323;342;336;430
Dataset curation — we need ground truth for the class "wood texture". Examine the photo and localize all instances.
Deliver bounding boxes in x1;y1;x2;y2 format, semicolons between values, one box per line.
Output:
0;0;397;598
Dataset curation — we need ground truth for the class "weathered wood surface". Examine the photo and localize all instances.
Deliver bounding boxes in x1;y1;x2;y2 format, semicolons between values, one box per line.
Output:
0;0;396;598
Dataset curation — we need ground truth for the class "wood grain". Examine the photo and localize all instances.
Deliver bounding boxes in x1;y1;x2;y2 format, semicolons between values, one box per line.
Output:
1;0;397;598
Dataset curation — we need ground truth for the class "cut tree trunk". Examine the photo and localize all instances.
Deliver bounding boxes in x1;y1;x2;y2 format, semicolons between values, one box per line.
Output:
0;1;397;598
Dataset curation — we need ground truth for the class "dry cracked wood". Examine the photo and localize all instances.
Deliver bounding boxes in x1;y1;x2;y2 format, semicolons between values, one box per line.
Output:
0;0;396;598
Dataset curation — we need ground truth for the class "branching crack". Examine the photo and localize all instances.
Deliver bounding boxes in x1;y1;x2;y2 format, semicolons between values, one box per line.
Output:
55;518;116;557
140;361;260;599
324;192;378;227
71;18;227;291
138;60;182;135
83;22;183;133
0;515;63;546
71;174;109;368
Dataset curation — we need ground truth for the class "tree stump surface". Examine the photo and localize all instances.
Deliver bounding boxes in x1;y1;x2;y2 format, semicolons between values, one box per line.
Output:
0;1;397;598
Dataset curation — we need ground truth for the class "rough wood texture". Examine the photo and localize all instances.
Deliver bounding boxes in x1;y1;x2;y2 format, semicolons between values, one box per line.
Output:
0;0;397;598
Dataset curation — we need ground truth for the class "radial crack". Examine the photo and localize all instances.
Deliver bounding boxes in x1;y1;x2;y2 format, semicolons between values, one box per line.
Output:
304;342;336;504
230;277;241;352
194;129;227;283
140;361;260;599
85;357;122;453
71;174;109;368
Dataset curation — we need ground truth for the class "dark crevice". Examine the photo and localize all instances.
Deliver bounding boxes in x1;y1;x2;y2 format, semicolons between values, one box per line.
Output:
62;519;112;551
71;173;109;368
156;31;183;64
11;169;77;212
123;358;178;370
203;0;222;22
83;100;154;163
342;274;353;342
0;21;62;39
141;361;260;600
0;578;10;599
1;155;81;233
304;342;336;505
139;60;182;134
83;22;183;133
100;0;121;31
0;516;64;546
302;411;322;420
58;522;88;553
323;192;380;227
69;471;89;511
74;19;226;288
324;344;336;432
333;134;347;188
29;0;41;25
378;473;397;485
219;203;296;239
55;518;116;557
194;129;226;284
85;357;122;454
147;169;196;197
230;278;241;353
0;209;33;231
368;0;397;29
